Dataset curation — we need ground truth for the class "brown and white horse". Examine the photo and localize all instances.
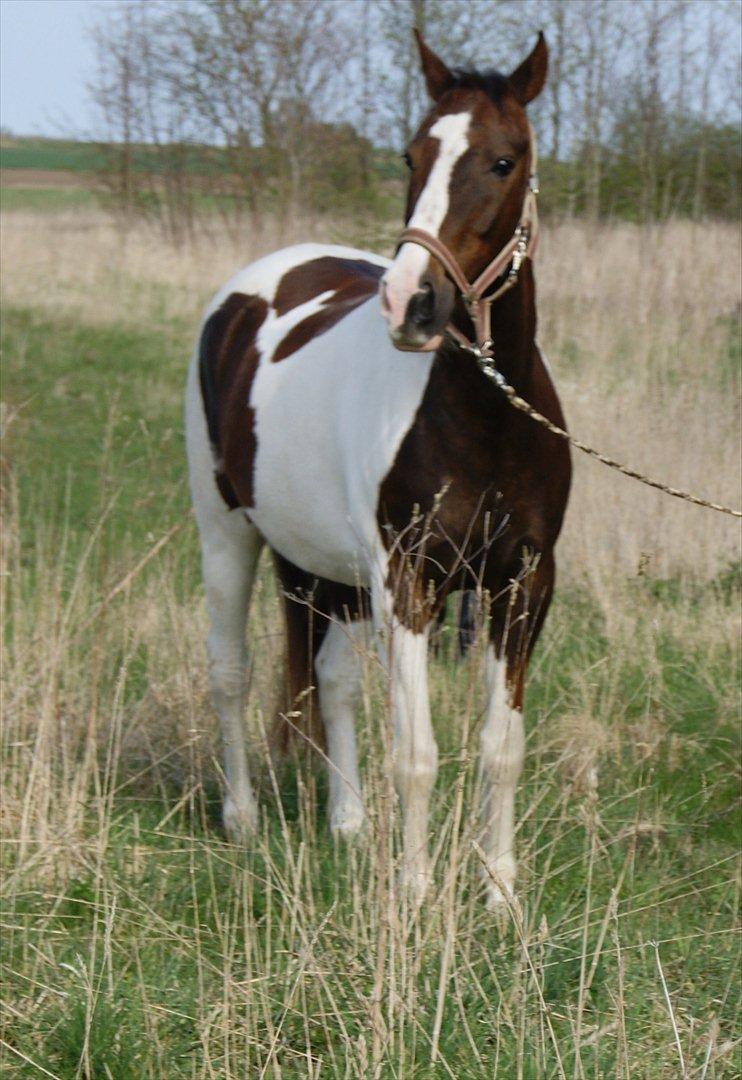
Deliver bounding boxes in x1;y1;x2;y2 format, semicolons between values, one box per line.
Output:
186;32;571;906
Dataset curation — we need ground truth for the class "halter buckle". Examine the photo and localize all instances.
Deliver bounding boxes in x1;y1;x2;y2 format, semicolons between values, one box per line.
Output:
509;227;530;277
511;249;525;275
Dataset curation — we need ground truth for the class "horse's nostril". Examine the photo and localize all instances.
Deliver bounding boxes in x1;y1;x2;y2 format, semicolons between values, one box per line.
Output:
408;282;435;327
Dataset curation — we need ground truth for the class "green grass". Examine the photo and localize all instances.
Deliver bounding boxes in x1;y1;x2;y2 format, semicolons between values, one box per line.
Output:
0;137;106;173
1;298;740;1076
0;135;400;191
1;305;190;554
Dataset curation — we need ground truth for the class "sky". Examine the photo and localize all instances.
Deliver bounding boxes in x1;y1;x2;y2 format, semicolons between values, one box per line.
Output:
0;0;100;137
1;0;738;141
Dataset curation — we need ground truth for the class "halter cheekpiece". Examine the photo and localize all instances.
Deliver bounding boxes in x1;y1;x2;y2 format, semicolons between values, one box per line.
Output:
394;124;540;367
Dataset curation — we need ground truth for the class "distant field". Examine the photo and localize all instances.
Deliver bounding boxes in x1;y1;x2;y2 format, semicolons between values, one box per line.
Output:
0;134;406;185
0;186;95;211
0;136;106;173
0;138;98;211
1;206;740;1077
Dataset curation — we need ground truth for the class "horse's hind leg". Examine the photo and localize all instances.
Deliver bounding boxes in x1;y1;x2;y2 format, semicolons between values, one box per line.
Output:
201;518;264;840
273;557;368;837
186;359;263;841
480;551;554;908
315;618;369;838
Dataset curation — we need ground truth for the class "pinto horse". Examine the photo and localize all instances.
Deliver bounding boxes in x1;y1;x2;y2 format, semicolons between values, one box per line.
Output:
186;31;570;907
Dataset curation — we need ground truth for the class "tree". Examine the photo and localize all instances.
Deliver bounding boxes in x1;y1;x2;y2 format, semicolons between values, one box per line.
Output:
87;0;741;230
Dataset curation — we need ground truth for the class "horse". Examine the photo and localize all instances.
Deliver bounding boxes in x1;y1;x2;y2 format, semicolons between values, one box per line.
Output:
185;30;571;907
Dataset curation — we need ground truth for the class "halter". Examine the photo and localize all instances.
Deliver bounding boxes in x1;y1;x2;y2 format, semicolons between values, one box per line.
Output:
394;124;540;363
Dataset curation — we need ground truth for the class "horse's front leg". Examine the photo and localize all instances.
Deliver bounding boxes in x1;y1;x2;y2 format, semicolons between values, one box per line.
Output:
480;552;555;909
372;574;437;903
480;648;525;907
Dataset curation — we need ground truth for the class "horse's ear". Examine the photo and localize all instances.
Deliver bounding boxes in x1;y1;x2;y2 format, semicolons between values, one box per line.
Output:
414;28;455;100
508;32;548;105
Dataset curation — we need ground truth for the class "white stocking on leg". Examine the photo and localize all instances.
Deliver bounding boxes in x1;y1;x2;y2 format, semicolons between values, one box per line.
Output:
480;648;525;908
372;579;437;904
202;523;263;841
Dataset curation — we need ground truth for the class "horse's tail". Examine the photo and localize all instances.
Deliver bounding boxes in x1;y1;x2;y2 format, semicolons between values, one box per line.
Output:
270;554;327;755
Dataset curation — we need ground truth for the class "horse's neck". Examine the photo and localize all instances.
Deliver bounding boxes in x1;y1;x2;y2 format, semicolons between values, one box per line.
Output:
494;268;537;386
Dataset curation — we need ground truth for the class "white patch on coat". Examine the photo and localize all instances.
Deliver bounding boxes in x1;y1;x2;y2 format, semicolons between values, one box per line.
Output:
382;112;471;330
260;288;335;356
479;648;525;907
232;252;435;586
186;243;438;854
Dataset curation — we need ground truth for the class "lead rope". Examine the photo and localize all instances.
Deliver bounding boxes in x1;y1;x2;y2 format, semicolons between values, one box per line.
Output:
477;359;742;518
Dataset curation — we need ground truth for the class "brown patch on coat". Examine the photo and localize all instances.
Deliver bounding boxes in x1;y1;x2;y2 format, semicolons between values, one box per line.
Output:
272;257;384;362
377;270;570;667
274;256;384;315
198;292;268;508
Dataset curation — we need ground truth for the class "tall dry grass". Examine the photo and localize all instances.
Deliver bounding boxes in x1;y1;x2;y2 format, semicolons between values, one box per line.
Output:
2;476;739;1075
2;208;739;587
1;206;740;1076
1;486;739;1075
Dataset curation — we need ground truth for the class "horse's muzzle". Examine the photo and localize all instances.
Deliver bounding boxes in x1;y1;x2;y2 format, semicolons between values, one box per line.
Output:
380;268;452;352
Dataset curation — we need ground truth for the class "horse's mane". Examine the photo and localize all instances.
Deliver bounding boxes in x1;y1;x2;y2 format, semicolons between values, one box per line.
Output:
449;69;510;105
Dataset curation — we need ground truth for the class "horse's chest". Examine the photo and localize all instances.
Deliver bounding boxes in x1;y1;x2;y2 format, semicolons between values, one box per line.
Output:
247;305;434;585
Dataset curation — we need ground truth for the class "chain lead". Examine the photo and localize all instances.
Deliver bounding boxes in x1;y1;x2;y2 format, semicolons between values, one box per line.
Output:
469;352;742;518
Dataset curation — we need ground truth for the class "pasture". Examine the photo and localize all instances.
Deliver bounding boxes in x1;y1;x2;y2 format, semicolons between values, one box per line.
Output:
1;205;740;1077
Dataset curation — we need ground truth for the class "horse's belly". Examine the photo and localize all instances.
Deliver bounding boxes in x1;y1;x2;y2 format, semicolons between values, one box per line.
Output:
250;430;370;586
248;300;434;586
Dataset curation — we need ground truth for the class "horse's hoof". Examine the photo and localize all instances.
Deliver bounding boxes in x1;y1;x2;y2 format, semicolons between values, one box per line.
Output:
398;867;432;907
329;801;366;839
223;796;258;842
485;881;521;919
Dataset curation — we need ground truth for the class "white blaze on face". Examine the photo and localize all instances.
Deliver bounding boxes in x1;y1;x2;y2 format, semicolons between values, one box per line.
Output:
382;111;471;333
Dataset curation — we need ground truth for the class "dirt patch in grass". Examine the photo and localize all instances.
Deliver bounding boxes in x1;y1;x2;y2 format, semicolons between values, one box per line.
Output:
0;167;91;189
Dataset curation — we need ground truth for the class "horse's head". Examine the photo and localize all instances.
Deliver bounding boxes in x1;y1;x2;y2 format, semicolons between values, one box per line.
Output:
380;31;547;351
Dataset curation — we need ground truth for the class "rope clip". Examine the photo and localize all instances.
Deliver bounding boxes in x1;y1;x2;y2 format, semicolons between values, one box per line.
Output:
473;342;496;365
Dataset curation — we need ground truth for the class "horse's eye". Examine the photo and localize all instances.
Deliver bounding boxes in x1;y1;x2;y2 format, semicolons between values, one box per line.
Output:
491;158;515;177
402;151;412;169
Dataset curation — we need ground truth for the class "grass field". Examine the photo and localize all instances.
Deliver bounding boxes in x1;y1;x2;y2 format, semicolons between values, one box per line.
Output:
0;137;106;174
1;204;740;1077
